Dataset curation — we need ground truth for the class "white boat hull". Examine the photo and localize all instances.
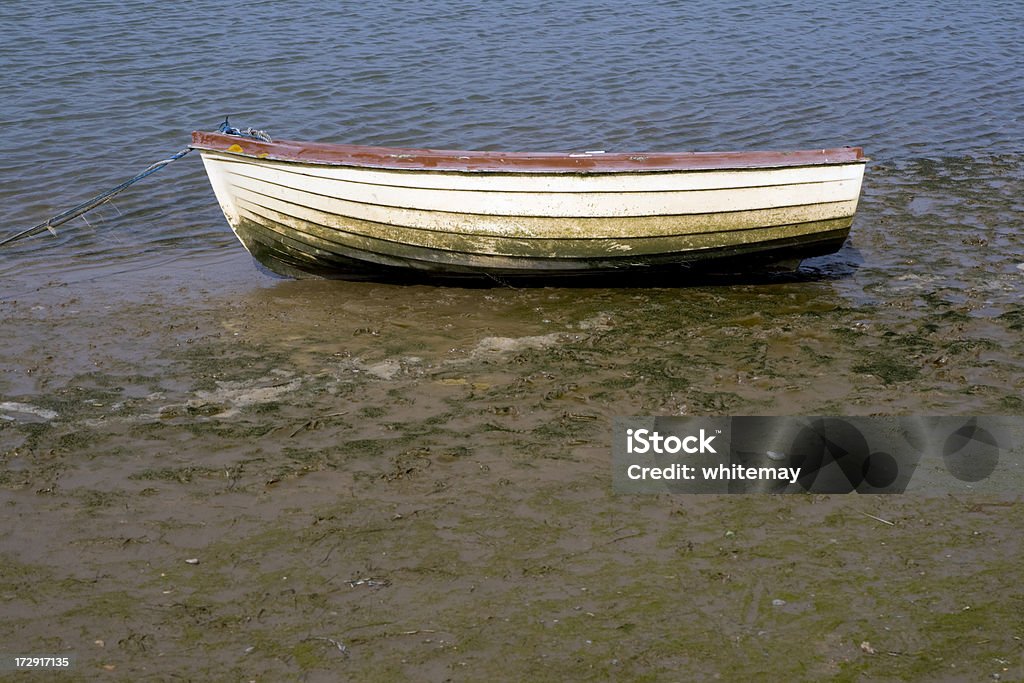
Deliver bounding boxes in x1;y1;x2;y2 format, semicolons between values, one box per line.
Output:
192;132;867;280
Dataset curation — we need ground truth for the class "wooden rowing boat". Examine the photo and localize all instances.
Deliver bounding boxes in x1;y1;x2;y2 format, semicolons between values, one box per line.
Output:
190;130;867;281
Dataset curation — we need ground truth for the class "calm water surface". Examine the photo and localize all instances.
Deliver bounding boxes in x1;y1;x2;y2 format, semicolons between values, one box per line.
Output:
1;0;1023;411
2;0;1022;278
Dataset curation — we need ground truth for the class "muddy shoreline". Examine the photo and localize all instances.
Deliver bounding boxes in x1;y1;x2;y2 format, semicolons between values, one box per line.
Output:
2;250;1023;680
2;155;1024;680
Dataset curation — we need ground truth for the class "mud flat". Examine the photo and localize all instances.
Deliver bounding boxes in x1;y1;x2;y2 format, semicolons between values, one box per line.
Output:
1;286;1022;678
2;155;1024;680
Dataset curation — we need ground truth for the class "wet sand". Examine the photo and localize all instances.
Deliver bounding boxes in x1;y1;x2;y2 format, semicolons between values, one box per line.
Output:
2;155;1024;680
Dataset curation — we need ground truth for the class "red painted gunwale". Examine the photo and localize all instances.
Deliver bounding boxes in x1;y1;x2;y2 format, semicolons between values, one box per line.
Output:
190;131;865;174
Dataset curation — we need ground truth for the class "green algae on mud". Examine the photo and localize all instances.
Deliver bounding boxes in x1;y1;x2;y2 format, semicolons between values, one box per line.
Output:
2;154;1024;680
3;287;1024;679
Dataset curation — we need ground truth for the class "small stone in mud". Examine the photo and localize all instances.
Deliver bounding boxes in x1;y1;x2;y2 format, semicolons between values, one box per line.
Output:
347;577;390;588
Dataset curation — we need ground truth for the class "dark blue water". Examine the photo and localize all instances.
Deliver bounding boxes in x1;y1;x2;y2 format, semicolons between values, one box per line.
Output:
1;0;1022;306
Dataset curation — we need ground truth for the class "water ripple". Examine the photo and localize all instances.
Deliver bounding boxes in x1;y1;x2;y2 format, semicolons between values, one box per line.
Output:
0;0;1021;282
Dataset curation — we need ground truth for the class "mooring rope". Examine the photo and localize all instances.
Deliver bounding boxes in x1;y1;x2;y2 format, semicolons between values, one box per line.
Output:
0;147;193;248
219;116;272;143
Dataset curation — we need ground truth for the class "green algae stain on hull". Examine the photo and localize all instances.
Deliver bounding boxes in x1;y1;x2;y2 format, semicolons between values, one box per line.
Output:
195;137;865;281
